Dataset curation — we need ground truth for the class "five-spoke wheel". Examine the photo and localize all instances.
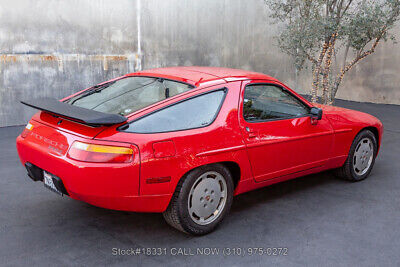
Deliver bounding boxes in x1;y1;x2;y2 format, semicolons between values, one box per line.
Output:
163;164;234;235
335;129;377;181
188;171;227;225
353;137;374;176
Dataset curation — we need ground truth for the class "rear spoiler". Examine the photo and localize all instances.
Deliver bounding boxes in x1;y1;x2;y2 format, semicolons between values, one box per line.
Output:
21;97;127;126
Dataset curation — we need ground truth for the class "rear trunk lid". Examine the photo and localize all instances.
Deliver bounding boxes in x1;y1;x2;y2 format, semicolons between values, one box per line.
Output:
22;97;127;139
31;111;110;139
21;112;126;159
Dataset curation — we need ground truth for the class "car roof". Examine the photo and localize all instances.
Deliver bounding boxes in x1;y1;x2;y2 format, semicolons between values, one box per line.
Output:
126;66;278;87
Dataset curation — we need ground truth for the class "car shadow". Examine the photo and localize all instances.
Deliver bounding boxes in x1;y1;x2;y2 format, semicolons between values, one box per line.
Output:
231;171;341;213
61;170;343;242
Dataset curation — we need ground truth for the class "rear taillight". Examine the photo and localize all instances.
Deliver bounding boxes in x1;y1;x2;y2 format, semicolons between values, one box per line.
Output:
67;141;133;163
21;123;34;138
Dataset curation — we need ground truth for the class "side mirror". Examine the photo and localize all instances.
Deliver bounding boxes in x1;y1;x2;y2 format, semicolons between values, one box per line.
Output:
310;107;323;120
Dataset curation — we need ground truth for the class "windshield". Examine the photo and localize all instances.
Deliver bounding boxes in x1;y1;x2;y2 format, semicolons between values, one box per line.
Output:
65;77;194;116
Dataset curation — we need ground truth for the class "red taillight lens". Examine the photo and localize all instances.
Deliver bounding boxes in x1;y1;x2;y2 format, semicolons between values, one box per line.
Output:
67;141;133;163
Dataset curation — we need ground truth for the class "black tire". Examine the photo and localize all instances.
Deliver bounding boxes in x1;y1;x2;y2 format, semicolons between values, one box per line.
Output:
163;163;234;235
334;129;377;182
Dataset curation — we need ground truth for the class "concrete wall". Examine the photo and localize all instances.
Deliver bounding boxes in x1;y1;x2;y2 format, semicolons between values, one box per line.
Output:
0;0;399;127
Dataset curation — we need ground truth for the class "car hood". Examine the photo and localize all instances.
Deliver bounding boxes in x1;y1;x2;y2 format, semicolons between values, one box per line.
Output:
314;103;382;127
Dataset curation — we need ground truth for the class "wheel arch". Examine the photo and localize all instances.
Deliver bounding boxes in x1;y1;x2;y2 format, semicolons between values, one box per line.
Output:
219;161;241;189
359;126;380;151
354;125;381;155
179;161;241;190
344;126;381;159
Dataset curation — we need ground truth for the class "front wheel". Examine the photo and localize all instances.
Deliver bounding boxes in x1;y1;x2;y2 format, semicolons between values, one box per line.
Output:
334;129;377;182
163;164;234;235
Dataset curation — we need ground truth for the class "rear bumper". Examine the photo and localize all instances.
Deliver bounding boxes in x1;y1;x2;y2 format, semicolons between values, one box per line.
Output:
16;135;172;212
68;191;172;212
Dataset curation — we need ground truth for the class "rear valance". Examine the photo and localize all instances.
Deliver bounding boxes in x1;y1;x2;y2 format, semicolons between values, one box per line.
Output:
21;97;127;126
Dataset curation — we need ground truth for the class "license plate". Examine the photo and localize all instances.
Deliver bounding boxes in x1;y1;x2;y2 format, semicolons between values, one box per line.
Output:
43;171;63;195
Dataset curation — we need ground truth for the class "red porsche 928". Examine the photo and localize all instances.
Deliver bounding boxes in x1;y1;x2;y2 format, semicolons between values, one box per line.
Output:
16;67;383;235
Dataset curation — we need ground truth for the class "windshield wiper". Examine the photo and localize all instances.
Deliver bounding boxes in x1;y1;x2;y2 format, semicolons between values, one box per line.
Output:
68;81;116;105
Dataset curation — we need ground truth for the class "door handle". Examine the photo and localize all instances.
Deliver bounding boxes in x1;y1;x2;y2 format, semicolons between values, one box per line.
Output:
248;133;257;139
245;127;257;138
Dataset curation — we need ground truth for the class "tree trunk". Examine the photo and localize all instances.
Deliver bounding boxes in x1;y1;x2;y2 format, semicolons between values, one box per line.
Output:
322;44;334;104
310;41;330;103
311;66;321;103
331;37;382;102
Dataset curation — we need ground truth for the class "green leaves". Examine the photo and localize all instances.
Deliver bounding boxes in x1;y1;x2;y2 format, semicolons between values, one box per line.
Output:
343;0;399;51
265;0;400;104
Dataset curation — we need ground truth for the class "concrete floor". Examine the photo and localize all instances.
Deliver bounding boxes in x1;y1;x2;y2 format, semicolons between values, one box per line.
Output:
0;100;399;266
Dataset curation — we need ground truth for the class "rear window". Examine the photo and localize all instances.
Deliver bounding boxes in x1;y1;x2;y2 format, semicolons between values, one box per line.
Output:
122;89;226;133
65;77;193;116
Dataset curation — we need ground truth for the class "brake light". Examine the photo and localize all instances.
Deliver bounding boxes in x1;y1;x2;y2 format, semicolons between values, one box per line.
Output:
67;141;133;163
21;123;34;138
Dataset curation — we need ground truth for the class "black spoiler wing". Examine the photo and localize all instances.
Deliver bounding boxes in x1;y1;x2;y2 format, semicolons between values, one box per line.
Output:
21;97;127;126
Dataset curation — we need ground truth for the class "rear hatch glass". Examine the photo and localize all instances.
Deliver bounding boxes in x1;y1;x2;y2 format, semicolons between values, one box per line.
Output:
65;76;193;116
31;76;193;139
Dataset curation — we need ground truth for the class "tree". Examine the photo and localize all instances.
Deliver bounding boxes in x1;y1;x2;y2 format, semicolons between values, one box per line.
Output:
265;0;400;104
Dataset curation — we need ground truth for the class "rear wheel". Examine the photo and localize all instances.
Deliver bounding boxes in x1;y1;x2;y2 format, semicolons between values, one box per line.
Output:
334;130;377;182
163;164;234;235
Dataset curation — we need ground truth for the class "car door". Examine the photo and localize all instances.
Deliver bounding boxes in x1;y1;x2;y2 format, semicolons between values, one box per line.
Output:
239;80;334;182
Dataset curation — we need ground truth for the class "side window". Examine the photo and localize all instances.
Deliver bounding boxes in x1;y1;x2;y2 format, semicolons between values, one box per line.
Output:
243;84;309;121
124;89;226;133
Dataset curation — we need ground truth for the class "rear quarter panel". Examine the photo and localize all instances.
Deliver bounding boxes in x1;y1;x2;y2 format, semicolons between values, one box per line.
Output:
95;81;254;197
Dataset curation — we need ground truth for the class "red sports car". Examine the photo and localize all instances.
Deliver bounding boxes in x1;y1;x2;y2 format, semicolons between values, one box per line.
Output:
16;67;383;235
